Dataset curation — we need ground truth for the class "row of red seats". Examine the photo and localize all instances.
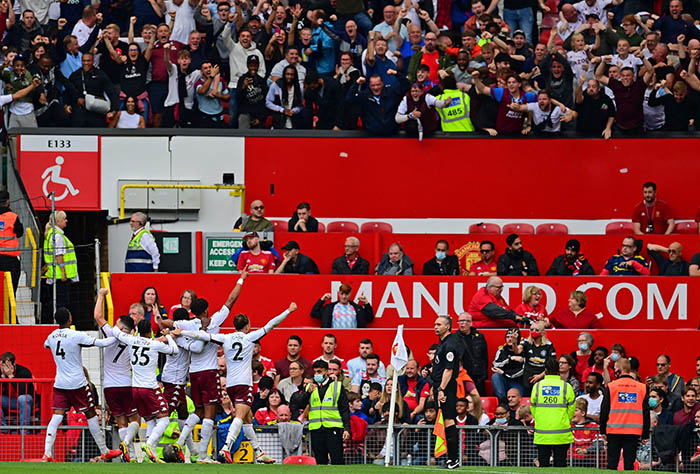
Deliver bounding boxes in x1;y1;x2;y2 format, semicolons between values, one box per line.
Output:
471;222;700;235
270;220;394;233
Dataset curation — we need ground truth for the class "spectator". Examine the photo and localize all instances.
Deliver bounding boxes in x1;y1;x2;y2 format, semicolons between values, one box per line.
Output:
577;372;604;422
0;352;34;429
468;240;498;276
266;64;304;129
139;285;167;334
287;202;319;233
648;80;695;131
653;354;685;396
312;335;345;368
646;242;690;276
497;233;539;276
375;243;414;275
546;239;596;276
649;374;683;412
253;341;277;378
522;321;556;395
559;353;581;394
269;46;306;87
109;96;145;128
1;54;39;127
673;386;699;425
195;61;229;127
468;276;524;328
422;239;460;275
514;285;548;323
398;359;430;422
468;393;491;425
348;391;370;423
331;237;370;274
347;339;387;384
310;283;374;328
254;389;286;425
234;199;274;232
395;82;449;138
456;312;489;395
652;0;700;44
236;55;268;129
236;232;276;273
347;72;409;135
274;335;313;380
547;291;601;329
301;70;343;130
570;398;600;466
118;36;152;122
581;346;614;385
222;24;265;120
575;76;615;139
163;49;200;128
147;24;184;128
632;181;675;235
595;56;653;133
6;10;43;53
571;332;594;383
691;251;700;276
375;379;411;424
371;5;408;53
352;353;387;396
169;289;196;315
649;387;674;425
471;69;537;136
66;51;119;127
275;240;319;274
506;387;524;420
491;327;525;403
94;23;128;83
29;54;71;127
328;359;353;393
600;236;650;275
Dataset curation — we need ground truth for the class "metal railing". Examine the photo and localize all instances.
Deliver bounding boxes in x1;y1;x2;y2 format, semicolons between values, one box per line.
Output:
3;271;16;323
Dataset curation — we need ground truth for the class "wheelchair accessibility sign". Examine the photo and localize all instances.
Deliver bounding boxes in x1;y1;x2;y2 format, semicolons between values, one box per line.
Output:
18;135;100;210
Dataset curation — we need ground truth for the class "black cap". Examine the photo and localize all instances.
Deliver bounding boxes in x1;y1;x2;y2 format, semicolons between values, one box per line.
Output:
12;54;26;64
566;239;581;252
281;240;299;250
0;190;9;202
247;55;260;64
585;13;600;20
512;29;526;37
494;52;511;64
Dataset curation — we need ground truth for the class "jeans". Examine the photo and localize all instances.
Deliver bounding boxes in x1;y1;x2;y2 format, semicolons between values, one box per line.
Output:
1;394;33;427
491;373;524;403
503;7;534;44
228;93;239;128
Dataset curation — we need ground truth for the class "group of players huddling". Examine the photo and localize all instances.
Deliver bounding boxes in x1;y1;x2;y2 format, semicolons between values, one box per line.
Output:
43;271;296;463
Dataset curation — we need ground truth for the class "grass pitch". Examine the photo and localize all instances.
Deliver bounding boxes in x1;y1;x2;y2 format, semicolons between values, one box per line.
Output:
0;463;637;473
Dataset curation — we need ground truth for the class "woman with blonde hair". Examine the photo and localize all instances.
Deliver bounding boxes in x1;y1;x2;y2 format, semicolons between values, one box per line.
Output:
522;320;556;396
467;393;490;425
514;285;548;324
375;379;410;423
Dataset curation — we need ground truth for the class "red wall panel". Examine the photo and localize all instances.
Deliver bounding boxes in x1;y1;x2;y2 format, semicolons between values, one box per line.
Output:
245;137;700;220
0;325;58;378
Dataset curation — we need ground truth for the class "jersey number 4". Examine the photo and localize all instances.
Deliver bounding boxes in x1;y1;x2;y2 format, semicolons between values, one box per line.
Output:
230;342;244;361
55;341;66;360
131;347;151;366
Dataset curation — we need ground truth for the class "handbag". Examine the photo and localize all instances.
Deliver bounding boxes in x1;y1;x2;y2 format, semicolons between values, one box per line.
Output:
82;71;110;114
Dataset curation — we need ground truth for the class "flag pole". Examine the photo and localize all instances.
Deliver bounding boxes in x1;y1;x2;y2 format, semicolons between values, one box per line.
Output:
385;324;407;467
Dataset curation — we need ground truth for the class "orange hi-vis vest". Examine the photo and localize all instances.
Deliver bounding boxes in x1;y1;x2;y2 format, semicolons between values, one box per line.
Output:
0;212;19;257
607;376;646;436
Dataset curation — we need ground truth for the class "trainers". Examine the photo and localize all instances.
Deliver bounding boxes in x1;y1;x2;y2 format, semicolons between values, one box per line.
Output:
445;459;460;470
189;455;199;464
256;451;276;464
41;454;53;462
172;443;185;463
142;443;164;463
197;456;220;464
219;446;234;464
101;449;123;461
119;442;131;463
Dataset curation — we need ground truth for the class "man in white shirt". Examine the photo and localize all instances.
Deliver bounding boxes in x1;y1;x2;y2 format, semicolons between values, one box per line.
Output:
346;338;387;383
125;212;160;272
42;307;121;462
371;5;408;52
71;5;100;47
577;372;604;422
269;46;306;87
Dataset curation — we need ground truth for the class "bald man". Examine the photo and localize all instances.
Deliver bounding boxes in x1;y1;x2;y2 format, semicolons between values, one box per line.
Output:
556;4;583;41
647;242;690;276
234;200;274;232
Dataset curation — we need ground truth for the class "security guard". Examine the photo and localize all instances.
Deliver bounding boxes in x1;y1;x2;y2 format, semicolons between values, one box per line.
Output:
599;357;649;470
125;212;160;272
530;357;575;467
432;315;463;469
435;75;475;133
302;360;350;465
43;210;78;319
0;190;23;292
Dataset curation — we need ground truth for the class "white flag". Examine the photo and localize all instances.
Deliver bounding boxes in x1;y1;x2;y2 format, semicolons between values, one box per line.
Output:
390;325;408;372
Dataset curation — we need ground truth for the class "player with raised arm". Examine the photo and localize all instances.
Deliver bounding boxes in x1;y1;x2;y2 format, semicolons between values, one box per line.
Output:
111;319;179;463
175;301;297;464
161;271;248;463
42;308;122;462
93;288;140;462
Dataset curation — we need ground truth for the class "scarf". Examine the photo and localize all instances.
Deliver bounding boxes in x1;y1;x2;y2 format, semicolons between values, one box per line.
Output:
565;255;586;275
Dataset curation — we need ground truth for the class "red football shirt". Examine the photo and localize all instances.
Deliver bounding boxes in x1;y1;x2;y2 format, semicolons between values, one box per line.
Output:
631;199;672;234
470;260;498;275
237;250;276;273
549;309;602;329
420;50;440;83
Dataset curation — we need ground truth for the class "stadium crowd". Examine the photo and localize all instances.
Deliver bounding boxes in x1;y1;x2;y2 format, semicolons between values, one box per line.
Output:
1;0;700;134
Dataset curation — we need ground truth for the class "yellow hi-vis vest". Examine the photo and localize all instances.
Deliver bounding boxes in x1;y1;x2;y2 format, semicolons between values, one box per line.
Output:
44;227;78;280
308;381;343;430
436;89;475;132
530;374;576;445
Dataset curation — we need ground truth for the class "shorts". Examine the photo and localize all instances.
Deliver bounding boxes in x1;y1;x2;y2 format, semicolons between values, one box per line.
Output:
105;386;137;417
227;384;253;407
52;385;95;413
132;387;169;418
190;369;221;407
162;382;187;411
148;82;168;113
433;380;457;420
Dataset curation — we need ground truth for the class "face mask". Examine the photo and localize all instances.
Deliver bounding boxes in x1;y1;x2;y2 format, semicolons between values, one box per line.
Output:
610;353;620;362
531;331;542;338
313;374;325;384
648;398;659;408
495;417;507;425
435;251;446;260
578;343;589;351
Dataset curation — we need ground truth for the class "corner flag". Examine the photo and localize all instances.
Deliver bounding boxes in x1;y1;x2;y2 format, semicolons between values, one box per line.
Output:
390;325;408;372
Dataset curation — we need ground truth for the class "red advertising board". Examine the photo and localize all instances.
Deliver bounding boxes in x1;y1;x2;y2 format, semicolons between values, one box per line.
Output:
17;135;101;210
110;274;698;330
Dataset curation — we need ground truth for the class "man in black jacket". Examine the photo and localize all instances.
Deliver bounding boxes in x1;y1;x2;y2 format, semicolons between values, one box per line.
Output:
311;283;374;328
422;239;460;275
346;71;409;135
456;312;488;395
646;242;690;276
497;234;539;276
331;237;370;274
287;202;319;233
301;70;343;129
275;240;319;274
546;239;596;276
0;351;34;429
66;51;118;127
236;55;268;128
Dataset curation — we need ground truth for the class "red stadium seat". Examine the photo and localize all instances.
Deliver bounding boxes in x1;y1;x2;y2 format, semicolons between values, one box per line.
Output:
481;396;499;414
361;221;393;233
469;223;501;234
675;221;698;234
317;222;326;233
326;221;359;233
536;223;569;235
270;220;287;231
605;221;635;234
283;456;317;465
502;223;535;235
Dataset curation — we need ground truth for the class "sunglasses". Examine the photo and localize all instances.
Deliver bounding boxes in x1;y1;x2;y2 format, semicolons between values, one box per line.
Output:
480;249;493;253
252;205;264;210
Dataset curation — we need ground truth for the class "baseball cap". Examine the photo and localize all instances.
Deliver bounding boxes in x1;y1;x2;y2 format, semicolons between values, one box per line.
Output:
494;52;511;63
281;241;300;250
242;231;259;240
247;55;260;64
585;12;600;20
512;29;526;38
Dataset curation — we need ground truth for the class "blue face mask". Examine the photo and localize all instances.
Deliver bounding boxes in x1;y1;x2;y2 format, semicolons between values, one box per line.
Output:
436;251;446;260
313;374;325;384
495;417;507;425
648;398;659;408
610;353;620;362
578;343;589;352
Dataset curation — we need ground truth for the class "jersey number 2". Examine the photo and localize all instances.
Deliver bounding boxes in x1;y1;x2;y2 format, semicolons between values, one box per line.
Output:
231;342;244;361
131;347;151;366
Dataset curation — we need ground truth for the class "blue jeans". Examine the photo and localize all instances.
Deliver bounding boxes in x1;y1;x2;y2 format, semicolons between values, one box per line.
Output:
503;7;534;44
1;394;33;427
491;373;524;403
228;92;239;128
